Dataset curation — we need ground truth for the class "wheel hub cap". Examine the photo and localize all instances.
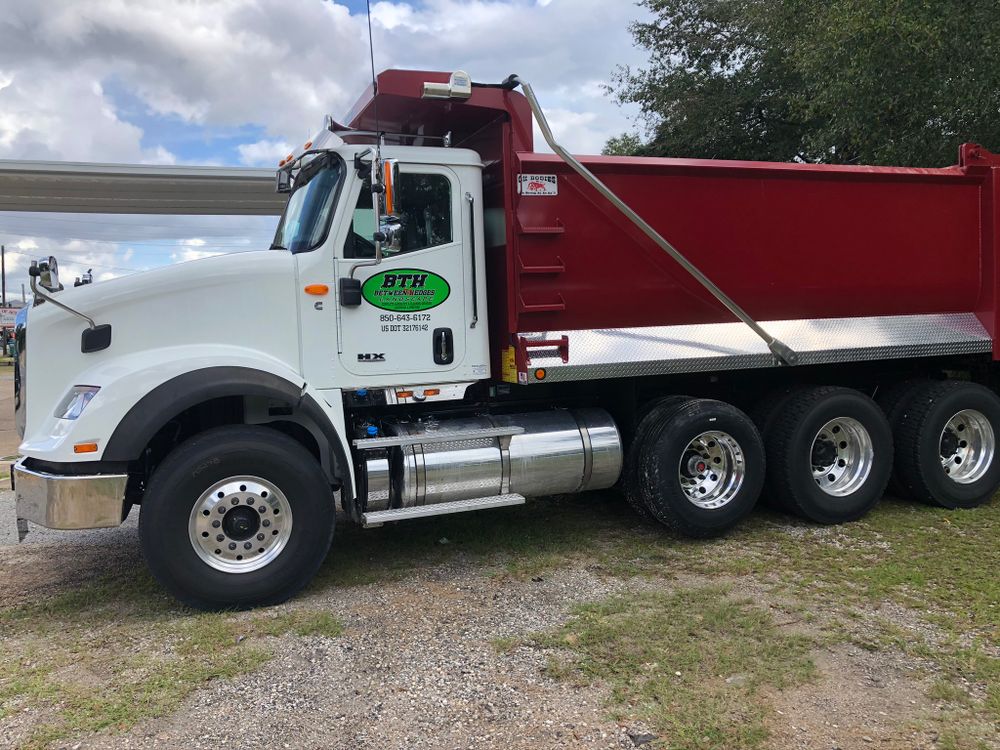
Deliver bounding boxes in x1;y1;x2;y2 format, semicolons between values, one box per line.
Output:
189;476;293;574
939;409;994;485
677;431;746;510
811;417;874;497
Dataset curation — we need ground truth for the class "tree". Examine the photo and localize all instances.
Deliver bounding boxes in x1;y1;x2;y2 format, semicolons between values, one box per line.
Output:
608;0;1000;166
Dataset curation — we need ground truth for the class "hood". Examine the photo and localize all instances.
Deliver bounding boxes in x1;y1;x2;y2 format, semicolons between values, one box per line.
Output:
20;250;301;444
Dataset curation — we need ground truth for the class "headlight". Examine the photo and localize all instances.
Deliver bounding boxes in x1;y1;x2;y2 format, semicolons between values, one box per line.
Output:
55;386;100;420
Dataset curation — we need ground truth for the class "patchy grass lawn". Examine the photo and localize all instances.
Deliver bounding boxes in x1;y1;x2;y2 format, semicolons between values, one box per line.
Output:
1;491;998;748
0;568;342;749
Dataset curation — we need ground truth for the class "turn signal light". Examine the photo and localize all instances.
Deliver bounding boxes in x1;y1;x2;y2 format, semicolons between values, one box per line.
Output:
396;390;414;399
303;140;312;149
74;442;98;454
423;388;441;397
304;284;329;296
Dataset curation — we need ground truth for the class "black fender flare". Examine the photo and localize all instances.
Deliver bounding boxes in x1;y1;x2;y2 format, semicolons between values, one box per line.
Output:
103;366;352;499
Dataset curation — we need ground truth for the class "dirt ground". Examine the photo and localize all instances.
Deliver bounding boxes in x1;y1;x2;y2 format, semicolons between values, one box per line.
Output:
2;493;994;750
0;363;995;749
0;371;20;458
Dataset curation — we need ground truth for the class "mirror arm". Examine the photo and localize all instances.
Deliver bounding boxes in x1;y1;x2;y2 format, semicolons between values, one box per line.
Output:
28;269;97;330
348;145;386;279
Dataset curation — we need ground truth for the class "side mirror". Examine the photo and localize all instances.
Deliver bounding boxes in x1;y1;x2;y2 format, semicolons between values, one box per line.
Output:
38;256;61;292
339;277;362;307
275;169;291;193
378;159;401;217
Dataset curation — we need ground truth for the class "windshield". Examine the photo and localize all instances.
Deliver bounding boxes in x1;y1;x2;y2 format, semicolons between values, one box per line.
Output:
272;153;344;254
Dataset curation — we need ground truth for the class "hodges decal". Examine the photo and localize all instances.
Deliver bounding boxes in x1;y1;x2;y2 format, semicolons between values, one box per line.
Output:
361;269;451;312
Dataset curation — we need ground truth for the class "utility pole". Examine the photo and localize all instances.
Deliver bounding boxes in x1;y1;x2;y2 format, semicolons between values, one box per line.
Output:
21;283;26;304
1;244;6;307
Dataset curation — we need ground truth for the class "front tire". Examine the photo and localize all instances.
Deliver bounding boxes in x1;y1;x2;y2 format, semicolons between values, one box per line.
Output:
139;425;335;610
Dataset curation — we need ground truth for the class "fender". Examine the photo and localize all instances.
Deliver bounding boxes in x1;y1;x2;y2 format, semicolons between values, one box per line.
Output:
103;366;352;496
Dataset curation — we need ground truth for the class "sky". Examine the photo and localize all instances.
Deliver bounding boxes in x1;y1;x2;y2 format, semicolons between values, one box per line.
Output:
0;0;650;297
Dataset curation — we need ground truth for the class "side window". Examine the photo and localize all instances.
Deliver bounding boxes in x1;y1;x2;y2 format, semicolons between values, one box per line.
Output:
344;172;453;259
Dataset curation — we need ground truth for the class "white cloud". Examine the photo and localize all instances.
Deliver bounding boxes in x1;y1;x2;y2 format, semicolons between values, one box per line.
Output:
0;0;649;162
0;0;651;291
237;138;293;167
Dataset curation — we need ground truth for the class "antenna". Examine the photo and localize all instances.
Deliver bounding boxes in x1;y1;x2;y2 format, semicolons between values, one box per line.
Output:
365;0;381;143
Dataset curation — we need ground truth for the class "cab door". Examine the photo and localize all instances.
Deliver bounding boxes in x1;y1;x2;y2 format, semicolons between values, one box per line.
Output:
337;164;469;380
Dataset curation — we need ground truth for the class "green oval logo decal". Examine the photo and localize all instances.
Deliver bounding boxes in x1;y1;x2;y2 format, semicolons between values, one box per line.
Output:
361;269;451;312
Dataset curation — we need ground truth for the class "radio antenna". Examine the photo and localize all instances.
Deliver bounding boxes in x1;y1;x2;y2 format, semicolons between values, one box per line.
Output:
365;0;381;145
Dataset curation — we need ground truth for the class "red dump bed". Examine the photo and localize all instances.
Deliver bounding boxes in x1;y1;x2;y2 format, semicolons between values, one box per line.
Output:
349;71;1000;381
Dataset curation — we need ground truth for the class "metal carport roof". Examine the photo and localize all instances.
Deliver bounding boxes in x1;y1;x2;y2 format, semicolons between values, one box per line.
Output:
0;160;285;215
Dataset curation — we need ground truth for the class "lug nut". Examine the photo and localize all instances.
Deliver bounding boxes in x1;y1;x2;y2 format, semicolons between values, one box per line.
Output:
262;519;271;527
216;534;224;542
244;542;253;550
212;519;221;528
228;542;237;550
231;498;239;506
257;533;265;541
247;498;255;505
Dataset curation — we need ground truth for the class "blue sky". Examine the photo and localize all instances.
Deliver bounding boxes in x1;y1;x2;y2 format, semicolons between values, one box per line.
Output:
0;0;649;291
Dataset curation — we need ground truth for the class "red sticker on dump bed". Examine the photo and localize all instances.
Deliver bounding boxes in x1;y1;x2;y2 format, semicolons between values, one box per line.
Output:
518;174;558;196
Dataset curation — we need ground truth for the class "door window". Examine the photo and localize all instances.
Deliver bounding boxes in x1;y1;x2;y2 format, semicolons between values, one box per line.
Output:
344;172;453;259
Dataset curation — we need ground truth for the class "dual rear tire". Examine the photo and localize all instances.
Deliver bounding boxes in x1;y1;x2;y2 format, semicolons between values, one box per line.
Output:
625;380;1000;537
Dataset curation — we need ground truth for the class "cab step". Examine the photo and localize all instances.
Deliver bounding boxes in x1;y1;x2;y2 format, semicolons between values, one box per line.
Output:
361;493;527;528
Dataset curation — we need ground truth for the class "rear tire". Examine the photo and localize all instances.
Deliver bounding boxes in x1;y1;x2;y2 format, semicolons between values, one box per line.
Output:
762;387;892;524
894;381;1000;509
636;398;765;537
622;396;689;521
750;386;803;510
139;425;335;610
875;379;929;499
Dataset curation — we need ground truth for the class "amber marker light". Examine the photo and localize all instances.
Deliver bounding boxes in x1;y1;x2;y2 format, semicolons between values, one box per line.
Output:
534;368;547;380
304;284;329;296
74;442;98;454
303;141;313;149
396;390;414;399
423;388;441;397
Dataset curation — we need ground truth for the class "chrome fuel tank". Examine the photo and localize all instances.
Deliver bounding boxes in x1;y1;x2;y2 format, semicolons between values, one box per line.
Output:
360;408;622;510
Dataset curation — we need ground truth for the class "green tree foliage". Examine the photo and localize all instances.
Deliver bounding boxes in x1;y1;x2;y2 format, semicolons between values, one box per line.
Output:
608;0;1000;166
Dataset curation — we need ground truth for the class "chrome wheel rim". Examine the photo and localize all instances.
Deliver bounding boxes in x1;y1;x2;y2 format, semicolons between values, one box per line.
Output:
940;409;994;484
811;418;874;497
188;476;293;573
677;431;746;509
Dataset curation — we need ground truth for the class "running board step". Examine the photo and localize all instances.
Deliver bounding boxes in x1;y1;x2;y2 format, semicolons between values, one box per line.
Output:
361;493;527;528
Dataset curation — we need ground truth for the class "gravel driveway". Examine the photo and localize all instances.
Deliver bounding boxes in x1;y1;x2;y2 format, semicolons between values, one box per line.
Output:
2;490;995;750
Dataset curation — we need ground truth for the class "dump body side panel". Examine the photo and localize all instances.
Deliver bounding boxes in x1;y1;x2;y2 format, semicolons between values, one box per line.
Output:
510;153;987;335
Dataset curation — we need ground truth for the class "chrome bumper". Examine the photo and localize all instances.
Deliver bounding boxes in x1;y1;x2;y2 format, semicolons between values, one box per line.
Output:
12;459;128;533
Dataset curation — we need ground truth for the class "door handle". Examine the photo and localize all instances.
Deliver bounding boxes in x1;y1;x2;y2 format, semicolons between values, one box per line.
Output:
433;328;454;365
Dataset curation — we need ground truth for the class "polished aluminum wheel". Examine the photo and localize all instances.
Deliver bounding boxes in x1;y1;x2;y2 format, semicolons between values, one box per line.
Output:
188;476;293;573
677;431;746;509
940;409;995;484
811;418;873;497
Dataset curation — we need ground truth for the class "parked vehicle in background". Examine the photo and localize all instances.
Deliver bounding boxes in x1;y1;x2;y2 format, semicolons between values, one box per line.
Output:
10;70;1000;609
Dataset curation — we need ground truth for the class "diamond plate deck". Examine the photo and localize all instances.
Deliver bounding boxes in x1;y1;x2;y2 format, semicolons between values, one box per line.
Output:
517;313;992;384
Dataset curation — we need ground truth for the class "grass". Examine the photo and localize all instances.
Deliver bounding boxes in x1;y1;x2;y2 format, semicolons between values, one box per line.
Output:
0;566;343;749
532;586;816;750
2;491;999;747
